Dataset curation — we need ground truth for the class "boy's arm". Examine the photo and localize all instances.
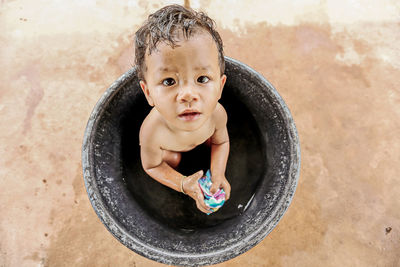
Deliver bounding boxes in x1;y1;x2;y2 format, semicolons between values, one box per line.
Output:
139;125;210;213
210;104;231;199
140;144;181;191
139;118;180;189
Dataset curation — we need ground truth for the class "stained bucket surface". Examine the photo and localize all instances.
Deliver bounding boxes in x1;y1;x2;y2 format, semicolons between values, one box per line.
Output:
82;57;300;266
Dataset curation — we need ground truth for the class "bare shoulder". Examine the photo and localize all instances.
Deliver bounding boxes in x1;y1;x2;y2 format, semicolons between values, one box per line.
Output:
139;109;165;169
139;108;163;147
210;103;229;144
212;102;228;129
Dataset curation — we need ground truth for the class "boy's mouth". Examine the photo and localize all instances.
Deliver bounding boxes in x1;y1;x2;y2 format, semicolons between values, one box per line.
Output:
178;110;201;121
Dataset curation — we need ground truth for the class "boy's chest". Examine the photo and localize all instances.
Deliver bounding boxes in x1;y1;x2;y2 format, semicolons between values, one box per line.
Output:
161;124;215;152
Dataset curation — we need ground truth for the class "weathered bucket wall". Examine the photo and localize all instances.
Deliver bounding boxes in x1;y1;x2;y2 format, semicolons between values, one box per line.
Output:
82;57;300;266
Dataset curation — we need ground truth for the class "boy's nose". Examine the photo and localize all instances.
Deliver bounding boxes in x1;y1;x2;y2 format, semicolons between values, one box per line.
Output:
177;87;198;103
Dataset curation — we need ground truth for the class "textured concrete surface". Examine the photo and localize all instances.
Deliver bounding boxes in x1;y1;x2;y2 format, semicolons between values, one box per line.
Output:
1;0;399;266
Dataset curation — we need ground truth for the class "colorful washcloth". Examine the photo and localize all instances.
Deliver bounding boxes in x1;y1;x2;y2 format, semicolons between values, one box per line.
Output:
198;170;226;215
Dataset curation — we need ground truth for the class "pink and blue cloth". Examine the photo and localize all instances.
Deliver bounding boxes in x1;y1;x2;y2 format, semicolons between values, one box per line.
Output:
198;170;226;215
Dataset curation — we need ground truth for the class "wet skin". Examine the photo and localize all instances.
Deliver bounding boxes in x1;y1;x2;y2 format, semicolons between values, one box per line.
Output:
139;31;231;213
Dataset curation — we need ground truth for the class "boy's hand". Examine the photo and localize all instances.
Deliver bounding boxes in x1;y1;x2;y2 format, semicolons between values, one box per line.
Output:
210;175;231;200
182;170;211;214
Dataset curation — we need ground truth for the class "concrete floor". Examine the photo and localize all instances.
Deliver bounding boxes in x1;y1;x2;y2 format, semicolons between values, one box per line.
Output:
1;0;400;266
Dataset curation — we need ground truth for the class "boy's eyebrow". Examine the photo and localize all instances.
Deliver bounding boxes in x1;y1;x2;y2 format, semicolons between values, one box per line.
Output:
157;65;212;72
158;67;177;73
194;65;212;71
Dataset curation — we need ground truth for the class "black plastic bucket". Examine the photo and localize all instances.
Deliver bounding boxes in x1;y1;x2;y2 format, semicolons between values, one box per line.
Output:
82;57;300;266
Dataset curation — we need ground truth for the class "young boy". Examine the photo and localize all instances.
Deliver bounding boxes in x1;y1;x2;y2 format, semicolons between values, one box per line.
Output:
135;4;231;214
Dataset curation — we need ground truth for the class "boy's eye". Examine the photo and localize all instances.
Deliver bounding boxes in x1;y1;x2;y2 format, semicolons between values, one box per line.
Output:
197;76;210;84
162;78;176;86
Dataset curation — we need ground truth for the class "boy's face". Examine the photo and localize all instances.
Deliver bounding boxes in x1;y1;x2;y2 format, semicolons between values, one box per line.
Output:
140;31;226;132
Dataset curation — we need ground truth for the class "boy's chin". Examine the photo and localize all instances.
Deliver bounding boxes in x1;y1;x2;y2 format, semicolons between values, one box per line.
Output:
173;120;205;132
176;123;203;132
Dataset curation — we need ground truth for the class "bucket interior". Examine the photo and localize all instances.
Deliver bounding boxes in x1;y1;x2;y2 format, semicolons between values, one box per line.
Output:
85;58;298;260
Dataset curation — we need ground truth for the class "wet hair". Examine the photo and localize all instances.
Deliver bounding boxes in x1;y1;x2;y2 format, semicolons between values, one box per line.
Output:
134;4;225;81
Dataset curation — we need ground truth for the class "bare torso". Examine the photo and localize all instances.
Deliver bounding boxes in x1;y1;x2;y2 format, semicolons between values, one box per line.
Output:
141;104;219;153
160;119;214;152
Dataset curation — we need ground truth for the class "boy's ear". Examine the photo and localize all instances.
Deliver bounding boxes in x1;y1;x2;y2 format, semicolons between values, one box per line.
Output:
139;80;154;107
218;74;227;100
